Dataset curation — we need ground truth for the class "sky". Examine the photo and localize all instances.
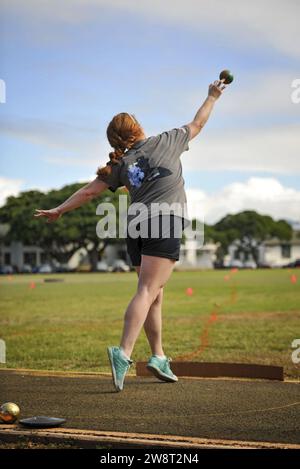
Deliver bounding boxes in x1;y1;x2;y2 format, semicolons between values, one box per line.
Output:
0;0;299;225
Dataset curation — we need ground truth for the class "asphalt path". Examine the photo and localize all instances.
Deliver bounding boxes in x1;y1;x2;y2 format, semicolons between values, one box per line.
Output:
0;371;299;444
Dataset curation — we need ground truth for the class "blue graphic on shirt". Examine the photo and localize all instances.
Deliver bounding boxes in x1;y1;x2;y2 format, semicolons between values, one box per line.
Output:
127;163;145;188
127;156;171;189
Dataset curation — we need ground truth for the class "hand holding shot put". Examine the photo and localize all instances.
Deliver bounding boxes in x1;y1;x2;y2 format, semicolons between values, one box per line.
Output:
208;70;233;100
208;79;227;100
187;72;231;140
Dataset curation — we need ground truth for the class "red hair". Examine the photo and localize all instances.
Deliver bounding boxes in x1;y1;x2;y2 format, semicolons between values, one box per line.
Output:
97;112;143;177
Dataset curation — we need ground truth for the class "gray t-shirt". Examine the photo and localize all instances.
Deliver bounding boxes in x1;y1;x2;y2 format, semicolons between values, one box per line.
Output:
97;125;191;225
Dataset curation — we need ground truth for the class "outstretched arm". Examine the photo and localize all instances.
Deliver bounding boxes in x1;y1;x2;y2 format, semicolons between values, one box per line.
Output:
186;79;226;140
34;177;109;223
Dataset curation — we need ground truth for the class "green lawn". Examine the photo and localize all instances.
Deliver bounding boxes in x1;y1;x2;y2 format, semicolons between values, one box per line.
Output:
0;269;299;378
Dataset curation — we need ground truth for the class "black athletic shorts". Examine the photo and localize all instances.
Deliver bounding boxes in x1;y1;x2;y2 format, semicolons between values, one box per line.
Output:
126;215;184;267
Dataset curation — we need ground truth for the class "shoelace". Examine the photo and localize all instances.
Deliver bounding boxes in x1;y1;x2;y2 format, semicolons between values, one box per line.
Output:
123;358;133;369
115;353;133;370
162;357;172;372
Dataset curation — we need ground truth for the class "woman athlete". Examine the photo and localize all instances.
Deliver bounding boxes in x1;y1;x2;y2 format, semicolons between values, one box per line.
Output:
34;79;226;392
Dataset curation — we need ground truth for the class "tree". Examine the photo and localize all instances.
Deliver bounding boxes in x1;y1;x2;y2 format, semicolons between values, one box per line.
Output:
0;184;129;271
212;210;292;265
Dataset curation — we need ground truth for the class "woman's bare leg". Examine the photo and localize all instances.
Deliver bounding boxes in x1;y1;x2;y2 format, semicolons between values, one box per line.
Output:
119;255;175;358
135;266;164;357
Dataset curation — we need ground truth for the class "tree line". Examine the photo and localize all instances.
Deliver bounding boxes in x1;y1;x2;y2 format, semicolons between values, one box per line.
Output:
0;183;293;270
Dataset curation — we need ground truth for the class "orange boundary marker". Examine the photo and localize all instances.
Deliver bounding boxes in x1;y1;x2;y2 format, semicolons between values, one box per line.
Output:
0;425;299;449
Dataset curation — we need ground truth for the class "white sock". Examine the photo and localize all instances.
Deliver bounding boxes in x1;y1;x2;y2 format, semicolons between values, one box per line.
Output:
154;354;166;360
120;348;131;361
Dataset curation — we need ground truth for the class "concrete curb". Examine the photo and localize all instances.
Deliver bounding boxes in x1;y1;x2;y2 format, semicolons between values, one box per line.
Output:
0;367;113;379
1;425;299;449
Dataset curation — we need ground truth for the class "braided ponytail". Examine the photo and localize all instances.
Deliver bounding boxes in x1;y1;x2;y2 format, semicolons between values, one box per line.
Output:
97;113;144;178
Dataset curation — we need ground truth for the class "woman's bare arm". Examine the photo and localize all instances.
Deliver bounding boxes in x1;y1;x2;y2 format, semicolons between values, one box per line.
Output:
34;178;109;223
186;79;226;140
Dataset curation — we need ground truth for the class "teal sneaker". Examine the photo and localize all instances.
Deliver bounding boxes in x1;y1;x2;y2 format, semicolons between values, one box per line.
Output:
146;355;178;383
107;346;133;392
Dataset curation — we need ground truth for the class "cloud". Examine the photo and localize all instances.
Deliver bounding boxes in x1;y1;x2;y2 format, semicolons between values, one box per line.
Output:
0;117;108;169
183;124;300;174
186;177;300;225
2;0;300;58
0;177;23;207
108;0;300;59
0;117;101;152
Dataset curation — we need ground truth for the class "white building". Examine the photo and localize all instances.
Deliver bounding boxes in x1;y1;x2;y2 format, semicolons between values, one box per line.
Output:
2;228;299;271
258;232;300;267
225;231;300;268
177;238;219;269
68;243;129;270
0;241;45;271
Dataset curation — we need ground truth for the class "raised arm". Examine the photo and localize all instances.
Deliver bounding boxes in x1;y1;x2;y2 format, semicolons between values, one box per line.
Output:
186;79;226;140
34;177;109;223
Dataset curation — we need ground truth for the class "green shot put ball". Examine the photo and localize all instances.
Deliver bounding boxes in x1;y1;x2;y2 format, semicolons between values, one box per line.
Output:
219;70;234;84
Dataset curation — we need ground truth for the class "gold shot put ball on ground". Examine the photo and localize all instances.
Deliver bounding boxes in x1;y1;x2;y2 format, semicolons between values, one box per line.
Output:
0;402;20;423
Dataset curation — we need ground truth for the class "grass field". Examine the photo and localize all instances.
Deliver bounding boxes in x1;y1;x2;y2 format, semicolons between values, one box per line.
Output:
0;269;299;378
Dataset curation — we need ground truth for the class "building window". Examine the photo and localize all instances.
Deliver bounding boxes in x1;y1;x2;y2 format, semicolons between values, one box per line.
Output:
4;253;11;264
117;249;126;261
24;252;37;266
41;252;48;264
281;244;291;258
234;250;240;260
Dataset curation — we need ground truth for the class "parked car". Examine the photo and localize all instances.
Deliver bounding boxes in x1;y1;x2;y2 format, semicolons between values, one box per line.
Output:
76;264;91;272
228;260;244;269
96;261;109;272
55;264;73;273
283;259;300;268
20;264;32;273
0;265;14;274
257;263;271;269
243;260;257;269
213;260;225;269
111;259;130;272
38;264;53;273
